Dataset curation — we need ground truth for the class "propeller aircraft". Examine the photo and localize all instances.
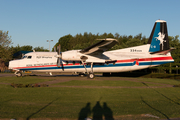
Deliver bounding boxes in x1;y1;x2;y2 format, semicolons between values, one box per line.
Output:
8;20;174;78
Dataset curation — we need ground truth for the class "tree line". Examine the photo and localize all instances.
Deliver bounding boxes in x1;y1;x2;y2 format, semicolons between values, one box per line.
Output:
1;30;180;73
53;32;148;52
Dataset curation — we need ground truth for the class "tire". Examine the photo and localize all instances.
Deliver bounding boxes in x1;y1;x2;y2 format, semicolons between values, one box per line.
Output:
16;71;22;77
88;73;95;79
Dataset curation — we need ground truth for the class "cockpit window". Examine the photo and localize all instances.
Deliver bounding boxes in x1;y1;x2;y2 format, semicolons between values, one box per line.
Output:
22;56;27;59
27;56;32;59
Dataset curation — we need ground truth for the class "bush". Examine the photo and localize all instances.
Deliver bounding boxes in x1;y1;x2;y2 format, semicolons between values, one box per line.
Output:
173;84;180;87
11;83;48;88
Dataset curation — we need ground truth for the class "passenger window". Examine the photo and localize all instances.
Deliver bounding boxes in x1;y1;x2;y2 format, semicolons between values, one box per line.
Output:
27;56;32;59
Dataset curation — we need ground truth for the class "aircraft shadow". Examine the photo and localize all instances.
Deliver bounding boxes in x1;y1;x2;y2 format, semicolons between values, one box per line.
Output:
78;101;114;120
103;72;151;77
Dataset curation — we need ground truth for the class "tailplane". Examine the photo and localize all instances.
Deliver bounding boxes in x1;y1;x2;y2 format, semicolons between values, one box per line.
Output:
148;20;170;53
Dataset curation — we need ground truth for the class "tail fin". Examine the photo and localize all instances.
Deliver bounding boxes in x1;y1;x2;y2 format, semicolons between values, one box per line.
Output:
148;20;169;53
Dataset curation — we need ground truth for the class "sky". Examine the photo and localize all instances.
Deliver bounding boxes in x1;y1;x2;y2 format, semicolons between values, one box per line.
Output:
1;0;180;50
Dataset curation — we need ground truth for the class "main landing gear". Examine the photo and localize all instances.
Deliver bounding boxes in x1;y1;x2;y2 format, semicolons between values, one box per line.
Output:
81;61;95;79
88;72;95;79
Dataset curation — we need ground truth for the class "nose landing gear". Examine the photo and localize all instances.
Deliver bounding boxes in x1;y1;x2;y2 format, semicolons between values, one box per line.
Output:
15;71;22;77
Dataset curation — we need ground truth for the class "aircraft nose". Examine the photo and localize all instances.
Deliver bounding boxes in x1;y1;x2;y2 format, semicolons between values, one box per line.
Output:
8;61;13;69
8;60;17;69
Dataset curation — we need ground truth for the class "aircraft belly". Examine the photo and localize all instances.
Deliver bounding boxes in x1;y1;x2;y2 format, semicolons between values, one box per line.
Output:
92;65;150;73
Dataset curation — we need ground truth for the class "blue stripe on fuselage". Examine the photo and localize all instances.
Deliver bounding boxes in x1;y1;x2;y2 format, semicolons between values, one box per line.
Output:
19;62;133;71
19;60;173;71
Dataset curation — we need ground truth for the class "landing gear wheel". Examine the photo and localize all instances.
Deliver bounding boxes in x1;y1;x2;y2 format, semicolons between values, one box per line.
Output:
88;73;95;79
16;71;22;77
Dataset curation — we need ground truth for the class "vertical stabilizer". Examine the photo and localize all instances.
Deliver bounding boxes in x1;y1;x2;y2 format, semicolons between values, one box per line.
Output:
148;20;169;52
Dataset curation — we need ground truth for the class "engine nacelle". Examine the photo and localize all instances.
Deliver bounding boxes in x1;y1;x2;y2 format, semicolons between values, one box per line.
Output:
62;50;81;61
61;50;106;63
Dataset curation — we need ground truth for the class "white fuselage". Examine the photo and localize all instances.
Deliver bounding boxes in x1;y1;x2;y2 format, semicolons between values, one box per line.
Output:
8;44;174;73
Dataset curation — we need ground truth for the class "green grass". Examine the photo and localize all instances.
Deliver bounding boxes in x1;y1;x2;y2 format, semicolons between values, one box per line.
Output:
0;76;53;84
138;78;180;85
52;78;166;87
0;76;180;119
53;79;146;87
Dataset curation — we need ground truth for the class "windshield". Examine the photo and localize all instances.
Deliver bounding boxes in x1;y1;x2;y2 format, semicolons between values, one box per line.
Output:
22;55;32;59
22;56;27;59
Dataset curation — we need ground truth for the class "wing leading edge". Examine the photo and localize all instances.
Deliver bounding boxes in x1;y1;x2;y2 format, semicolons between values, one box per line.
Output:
80;38;118;55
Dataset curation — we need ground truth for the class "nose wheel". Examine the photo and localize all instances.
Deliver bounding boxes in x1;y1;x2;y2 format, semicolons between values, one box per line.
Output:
15;71;22;77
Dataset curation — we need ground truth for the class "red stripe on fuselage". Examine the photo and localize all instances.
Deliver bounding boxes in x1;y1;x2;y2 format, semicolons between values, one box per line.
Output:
13;56;173;70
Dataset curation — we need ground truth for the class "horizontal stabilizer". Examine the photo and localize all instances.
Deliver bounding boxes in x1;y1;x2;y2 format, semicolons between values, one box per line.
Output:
150;48;175;55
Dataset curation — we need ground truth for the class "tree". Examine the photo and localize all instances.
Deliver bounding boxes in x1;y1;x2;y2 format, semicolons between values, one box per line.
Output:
114;33;120;39
106;33;114;38
20;45;33;51
126;38;142;47
0;31;12;61
54;34;73;51
10;44;21;54
34;46;48;52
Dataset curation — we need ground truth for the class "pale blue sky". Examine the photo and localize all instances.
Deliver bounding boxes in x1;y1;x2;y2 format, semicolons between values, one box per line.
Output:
1;0;180;50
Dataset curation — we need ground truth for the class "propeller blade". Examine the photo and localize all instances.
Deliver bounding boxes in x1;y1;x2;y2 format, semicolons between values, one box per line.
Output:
57;44;62;68
60;58;64;71
57;58;60;67
58;44;61;55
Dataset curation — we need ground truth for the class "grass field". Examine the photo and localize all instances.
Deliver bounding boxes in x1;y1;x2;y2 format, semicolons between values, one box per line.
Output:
0;74;180;120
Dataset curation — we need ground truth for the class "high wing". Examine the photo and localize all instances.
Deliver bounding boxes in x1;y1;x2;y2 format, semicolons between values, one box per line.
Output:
80;38;118;55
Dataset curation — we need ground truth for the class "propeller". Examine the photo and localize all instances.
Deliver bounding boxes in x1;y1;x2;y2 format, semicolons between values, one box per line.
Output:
56;44;64;70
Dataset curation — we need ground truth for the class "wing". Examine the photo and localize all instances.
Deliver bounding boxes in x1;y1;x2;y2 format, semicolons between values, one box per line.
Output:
80;38;118;55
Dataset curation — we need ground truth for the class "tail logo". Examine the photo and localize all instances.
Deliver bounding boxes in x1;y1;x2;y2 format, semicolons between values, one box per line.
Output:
155;32;166;50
